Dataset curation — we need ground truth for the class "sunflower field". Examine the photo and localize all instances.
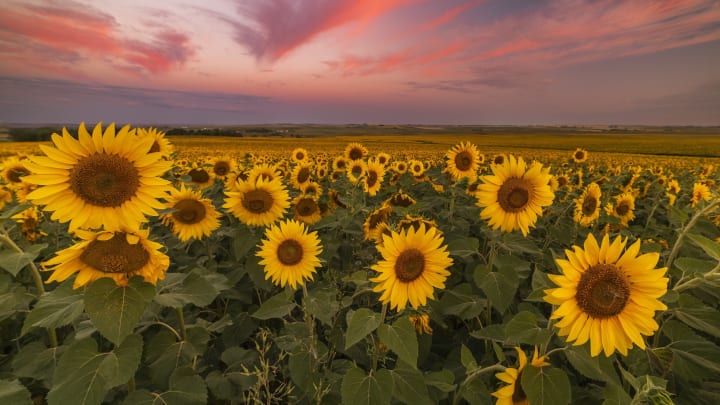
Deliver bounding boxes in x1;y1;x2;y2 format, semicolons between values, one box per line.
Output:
0;123;719;405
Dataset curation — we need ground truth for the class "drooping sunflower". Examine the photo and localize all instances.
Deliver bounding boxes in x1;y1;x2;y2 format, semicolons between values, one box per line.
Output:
384;190;416;208
544;233;668;357
223;177;290;227
1;156;31;186
161;184;221;241
136;127;174;159
293;195;322;225
573;182;602;227
605;192;635;226
256;219;323;289
492;347;550;405
445;141;481;182
344;142;368;161
291;162;314;190
364;159;386;196
691;182;712;207
370;224;453;311
42;227;170;289
408;313;432;335
572;148;588;163
475;155;554;236
363;205;392;242
22;122;172;232
291;147;309;163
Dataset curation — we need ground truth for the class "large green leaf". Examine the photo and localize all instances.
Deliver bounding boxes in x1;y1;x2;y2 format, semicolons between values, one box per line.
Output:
84;277;155;345
22;281;84;336
0;379;32;405
378;317;418;368
154;270;229;308
446;237;479;258
345;308;382;349
504;311;552;345
686;232;720;261
389;362;432;405
47;335;143;405
123;367;207;405
251;289;297;320
12;342;67;386
305;287;341;326
341;366;393;405
460;344;478;371
563;345;619;385
438;283;485;320
520;366;571;405
475;264;518;314
674;295;720;338
0;243;46;276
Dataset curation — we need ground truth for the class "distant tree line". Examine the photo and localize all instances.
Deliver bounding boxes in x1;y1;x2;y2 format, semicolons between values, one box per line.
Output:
7;127;59;142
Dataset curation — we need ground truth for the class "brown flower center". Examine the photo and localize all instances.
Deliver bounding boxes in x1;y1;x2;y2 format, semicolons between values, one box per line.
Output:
7;166;30;183
557;176;568;187
188;168;210;184
277;239;303;265
242;189;273;214
397;163;407;172
69;153;140;207
378;156;388;165
335;159;347;170
616;201;630;216
213;161;231;176
582;196;598;216
394;248;425;282
348;147;364;160
296;151;305;161
493;155;505;165
366;170;378;187
367;208;389;229
172;199;206;224
296;167;311;184
498;177;531;212
389;192;415;207
454;151;474;171
576;264;630;318
149;141;161;154
574;151;585;160
295;198;318;217
351;164;364;176
80;233;150;274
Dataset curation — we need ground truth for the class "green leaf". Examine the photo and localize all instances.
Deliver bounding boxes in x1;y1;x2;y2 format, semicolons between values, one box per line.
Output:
602;383;632;405
447;237;479;258
251;289;296;320
0;379;33;405
521;366;571;405
504;311;552;345
232;229;260;260
475;264;518;314
499;233;541;255
668;339;720;382
12;342;67;386
84;277;155;345
424;369;455;392
389;363;432;405
305;287;340;326
0;243;46;276
674;257;716;274
461;378;493;405
22;281;84;336
48;335;143;405
378;317;418;368
341;366;393;405
155;270;229;308
123;367;207;405
563;345;619;385
146;331;197;388
438;283;485;319
345;308;382;349
674;295;720;338
686;232;720;261
460;344;478;371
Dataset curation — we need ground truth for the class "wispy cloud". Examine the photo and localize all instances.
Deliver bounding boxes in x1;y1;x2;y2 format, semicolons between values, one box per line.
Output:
0;0;195;75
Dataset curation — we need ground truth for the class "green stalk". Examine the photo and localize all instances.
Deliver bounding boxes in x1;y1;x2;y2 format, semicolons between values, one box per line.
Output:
175;307;188;341
453;364;505;405
371;303;388;372
666;199;718;271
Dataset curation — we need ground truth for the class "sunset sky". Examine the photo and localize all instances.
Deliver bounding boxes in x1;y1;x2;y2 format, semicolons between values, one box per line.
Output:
1;0;719;125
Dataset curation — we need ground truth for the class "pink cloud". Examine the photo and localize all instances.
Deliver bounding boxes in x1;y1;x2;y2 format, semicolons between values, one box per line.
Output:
0;0;194;76
227;0;420;62
418;0;484;32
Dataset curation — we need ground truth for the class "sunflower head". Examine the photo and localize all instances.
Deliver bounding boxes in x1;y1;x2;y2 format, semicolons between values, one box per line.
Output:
293;195;322;225
364;159;386;196
573;182;602;227
162;184;221;241
291;147;309;163
445;141;480;182
344;143;368;161
1;156;31;185
492;347;550;405
291;162;314;190
691;182;712;207
572;148;588;163
136;127;174;158
256;219;323;289
223;177;290;227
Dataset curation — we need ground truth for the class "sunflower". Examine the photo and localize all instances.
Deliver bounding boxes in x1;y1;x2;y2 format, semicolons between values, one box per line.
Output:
384;190;416;208
332;156;349;173
492;347;550;405
666;179;680;195
293;195;322;225
408;159;425;177
256;219;323;289
475;155;554;236
572;148;588;163
210;156;237;180
545;234;668;357
370;224;453;311
408;313;432;335
186;164;215;189
42;227;169;289
393;161;408;174
691;182;712;207
492;154;507;166
0;186;12;210
363;205;392;242
223;177;290;227
136;127;174;159
605;192;635;226
346;160;367;185
364;159;386;196
247;163;282;184
12;206;46;242
162;184;221;241
328;190;348;209
573;182;602;227
445;141;480;182
291;162;314;190
397;215;440;236
315;165;329;180
22;122;172;232
1;156;31;186
376;152;392;167
344;142;368;161
291;147;309;163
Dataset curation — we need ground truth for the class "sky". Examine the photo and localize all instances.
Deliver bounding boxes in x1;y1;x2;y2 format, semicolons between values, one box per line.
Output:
0;0;719;126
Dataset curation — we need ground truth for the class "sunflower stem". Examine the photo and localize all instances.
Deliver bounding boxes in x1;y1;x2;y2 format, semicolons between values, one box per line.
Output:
0;232;58;347
175;307;188;341
666;199;718;272
302;284;318;363
453;363;504;405
371;303;388;372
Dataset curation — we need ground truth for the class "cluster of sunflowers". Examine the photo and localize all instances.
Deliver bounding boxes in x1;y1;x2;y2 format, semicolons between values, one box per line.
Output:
1;123;718;404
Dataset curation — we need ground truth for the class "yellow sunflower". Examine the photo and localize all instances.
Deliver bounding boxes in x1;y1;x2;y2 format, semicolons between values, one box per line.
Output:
475;155;554;236
22;122;172;232
300;181;322;197
408;313;432;335
492;154;507;166
363;205;392;242
210;156;237;180
492;347;550;405
162;184;221;241
247;163;282;184
573;182;602;227
344;142;368;161
291;162;314;190
136;127;174;159
544;233;669;357
408;159;425;177
223;177;290;227
376;152;392;167
445;141;480;182
293;195;322;225
332;156;349;173
1;156;31;186
0;186;12;210
12;206;47;242
186;163;215;189
393;161;408;174
384;190;416;208
370;224;453;311
364;159;386;196
691;182;712;207
256;219;323;289
605;192;635;226
572;148;588;163
346;160;367;185
42;227;169;289
291;147;309;163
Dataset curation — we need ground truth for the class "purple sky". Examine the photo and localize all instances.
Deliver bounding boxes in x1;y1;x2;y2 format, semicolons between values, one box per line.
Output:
1;0;719;125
